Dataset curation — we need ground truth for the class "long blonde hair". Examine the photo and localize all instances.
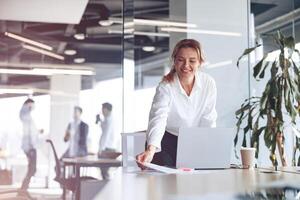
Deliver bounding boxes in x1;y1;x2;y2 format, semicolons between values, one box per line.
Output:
163;39;204;82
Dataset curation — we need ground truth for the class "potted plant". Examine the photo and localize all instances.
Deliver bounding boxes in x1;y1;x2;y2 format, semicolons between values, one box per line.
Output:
235;31;300;167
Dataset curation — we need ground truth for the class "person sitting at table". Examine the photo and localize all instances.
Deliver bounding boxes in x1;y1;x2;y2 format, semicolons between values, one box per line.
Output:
62;106;89;158
136;39;217;168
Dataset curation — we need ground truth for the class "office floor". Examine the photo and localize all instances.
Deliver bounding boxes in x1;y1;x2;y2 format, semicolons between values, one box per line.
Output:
0;186;70;200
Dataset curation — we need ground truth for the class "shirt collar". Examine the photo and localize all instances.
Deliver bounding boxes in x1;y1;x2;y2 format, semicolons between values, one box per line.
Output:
174;71;201;95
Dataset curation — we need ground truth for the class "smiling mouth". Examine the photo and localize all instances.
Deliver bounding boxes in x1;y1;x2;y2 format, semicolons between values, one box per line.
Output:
181;68;191;73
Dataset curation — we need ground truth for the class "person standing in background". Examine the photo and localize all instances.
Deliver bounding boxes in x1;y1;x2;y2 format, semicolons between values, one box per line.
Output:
96;102;119;179
19;98;43;198
62;106;89;158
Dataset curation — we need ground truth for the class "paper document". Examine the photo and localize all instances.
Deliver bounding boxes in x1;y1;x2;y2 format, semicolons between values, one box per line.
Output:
143;162;211;174
143;162;180;174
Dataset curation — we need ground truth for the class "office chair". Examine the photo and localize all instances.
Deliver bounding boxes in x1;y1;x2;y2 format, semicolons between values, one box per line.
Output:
46;139;96;196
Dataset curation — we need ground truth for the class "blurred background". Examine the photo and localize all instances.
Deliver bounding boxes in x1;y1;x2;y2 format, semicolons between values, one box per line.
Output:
0;0;299;195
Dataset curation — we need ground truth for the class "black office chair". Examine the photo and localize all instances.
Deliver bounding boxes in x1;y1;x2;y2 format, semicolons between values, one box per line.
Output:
46;139;96;195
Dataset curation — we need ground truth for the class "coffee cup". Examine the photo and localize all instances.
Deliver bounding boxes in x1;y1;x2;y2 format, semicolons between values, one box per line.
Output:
240;147;256;169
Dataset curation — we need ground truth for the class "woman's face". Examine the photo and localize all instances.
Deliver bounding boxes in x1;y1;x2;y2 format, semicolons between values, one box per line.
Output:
174;47;200;80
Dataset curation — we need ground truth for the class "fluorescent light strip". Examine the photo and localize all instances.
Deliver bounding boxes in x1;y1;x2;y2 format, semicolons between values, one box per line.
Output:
5;32;53;51
33;68;94;75
0;68;51;76
108;17;197;28
0;88;33;94
108;30;170;37
134;19;197;28
205;60;233;69
134;31;170;37
0;68;94;76
161;27;242;37
23;44;65;60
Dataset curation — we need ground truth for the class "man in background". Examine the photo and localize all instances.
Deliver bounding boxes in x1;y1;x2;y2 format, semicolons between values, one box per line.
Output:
63;106;89;158
96;102;119;179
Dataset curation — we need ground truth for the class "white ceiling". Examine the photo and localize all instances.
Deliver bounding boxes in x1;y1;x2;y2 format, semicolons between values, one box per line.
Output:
0;0;89;24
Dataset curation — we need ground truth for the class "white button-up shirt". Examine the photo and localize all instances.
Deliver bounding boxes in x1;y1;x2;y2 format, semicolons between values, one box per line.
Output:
99;114;118;151
147;71;217;151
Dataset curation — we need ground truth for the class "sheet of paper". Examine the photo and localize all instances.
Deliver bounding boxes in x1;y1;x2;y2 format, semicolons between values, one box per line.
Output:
143;162;180;174
142;162;211;174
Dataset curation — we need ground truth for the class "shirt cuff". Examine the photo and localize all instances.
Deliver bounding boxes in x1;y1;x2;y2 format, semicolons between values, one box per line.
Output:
147;137;161;153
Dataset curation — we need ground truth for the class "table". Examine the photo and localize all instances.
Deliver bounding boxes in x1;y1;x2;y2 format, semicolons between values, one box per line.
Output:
94;167;300;200
62;156;121;200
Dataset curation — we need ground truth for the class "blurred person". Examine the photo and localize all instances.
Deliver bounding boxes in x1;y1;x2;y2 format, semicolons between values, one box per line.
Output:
136;39;217;169
62;106;89;158
96;102;119;179
19;98;43;198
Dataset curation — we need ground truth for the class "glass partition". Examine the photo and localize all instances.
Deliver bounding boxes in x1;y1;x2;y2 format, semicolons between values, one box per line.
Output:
250;0;299;167
0;0;123;187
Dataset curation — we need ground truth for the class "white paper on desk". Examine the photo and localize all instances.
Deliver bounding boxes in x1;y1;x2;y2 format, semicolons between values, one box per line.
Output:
143;162;180;174
142;162;211;174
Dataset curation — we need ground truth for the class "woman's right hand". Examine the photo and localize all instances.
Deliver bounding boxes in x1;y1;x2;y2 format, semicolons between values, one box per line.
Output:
136;145;156;170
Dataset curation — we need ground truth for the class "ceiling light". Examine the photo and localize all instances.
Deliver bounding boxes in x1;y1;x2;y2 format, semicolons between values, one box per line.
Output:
33;68;94;75
108;30;170;37
23;44;64;60
0;88;33;95
134;19;197;28
98;19;114;26
134;31;170;37
74;33;85;40
108;17;197;28
160;27;242;37
0;68;94;76
74;58;86;63
4;32;53;51
205;60;233;69
0;68;51;76
142;46;156;52
64;49;77;55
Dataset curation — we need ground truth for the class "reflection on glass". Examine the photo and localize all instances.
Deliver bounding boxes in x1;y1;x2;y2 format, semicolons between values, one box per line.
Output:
236;188;300;200
0;0;123;190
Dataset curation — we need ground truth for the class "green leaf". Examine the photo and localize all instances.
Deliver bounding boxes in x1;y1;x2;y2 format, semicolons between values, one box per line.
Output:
237;44;261;68
258;61;270;79
253;55;267;78
284;36;295;50
235;104;250;116
270;61;278;78
242;132;247;147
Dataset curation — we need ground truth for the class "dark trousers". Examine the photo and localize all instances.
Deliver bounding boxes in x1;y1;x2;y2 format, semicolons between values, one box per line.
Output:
21;149;37;190
149;132;178;167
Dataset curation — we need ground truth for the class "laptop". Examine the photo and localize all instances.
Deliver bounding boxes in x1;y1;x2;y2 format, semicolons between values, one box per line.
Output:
176;127;235;169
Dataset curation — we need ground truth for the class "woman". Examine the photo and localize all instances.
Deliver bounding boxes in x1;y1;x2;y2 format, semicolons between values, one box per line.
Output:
136;39;217;168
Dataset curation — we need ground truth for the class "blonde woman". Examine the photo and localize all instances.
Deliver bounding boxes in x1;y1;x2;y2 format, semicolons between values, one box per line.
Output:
136;39;217;168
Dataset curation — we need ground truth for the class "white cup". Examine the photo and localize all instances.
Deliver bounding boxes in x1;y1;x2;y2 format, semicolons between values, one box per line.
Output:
240;147;256;169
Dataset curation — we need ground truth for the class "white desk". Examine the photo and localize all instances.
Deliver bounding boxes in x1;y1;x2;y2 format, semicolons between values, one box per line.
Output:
94;167;300;200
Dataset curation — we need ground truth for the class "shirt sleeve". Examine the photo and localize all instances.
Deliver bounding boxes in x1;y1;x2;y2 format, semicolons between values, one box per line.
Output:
147;83;171;151
99;120;110;151
200;78;217;127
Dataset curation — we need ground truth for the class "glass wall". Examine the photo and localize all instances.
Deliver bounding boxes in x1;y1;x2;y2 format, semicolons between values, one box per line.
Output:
123;0;300;167
250;0;300;166
0;0;123;187
122;0;250;166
